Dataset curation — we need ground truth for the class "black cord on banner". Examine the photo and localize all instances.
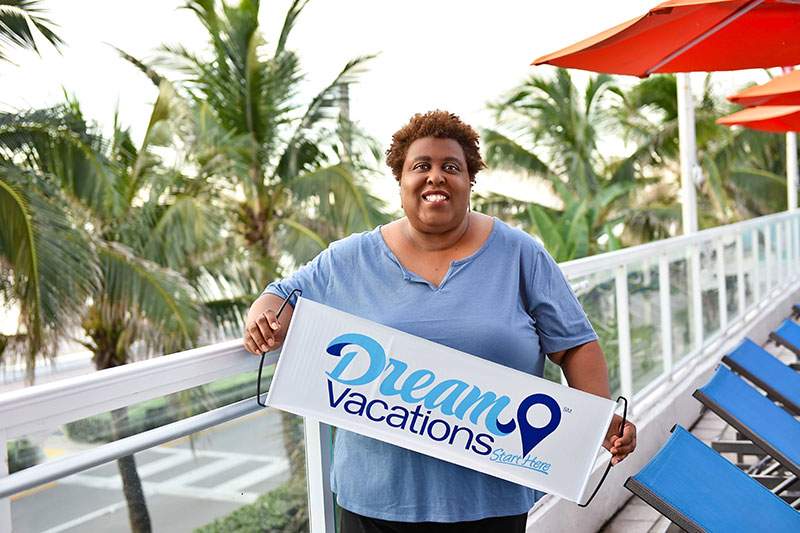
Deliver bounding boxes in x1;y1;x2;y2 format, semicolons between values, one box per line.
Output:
256;289;302;407
578;395;628;508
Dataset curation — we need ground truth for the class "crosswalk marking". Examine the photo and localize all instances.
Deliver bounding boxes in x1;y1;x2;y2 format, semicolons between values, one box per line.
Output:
57;447;289;505
160;455;247;487
135;449;194;477
214;461;289;492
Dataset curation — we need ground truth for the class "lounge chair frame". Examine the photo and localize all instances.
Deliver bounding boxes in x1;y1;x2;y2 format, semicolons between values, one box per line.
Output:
721;353;800;416
623;476;703;533
692;389;800;479
770;329;800;359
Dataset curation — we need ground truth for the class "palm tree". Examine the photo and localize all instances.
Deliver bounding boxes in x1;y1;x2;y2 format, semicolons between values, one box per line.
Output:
0;89;227;531
618;72;788;227
0;0;80;378
145;0;392;494
480;68;675;259
0;102;109;379
0;0;63;62
159;0;388;274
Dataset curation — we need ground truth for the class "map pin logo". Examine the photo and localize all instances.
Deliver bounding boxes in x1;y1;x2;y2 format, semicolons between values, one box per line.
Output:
516;393;562;457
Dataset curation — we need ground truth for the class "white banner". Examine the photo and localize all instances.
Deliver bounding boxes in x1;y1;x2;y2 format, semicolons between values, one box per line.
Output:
266;297;616;503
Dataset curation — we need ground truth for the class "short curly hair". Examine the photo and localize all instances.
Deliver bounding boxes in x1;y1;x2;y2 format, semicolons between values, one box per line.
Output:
386;110;485;184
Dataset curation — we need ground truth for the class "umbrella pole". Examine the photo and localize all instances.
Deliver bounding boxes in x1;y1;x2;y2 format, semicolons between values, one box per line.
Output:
788;132;799;211
784;67;799;212
677;73;699;234
678;73;703;354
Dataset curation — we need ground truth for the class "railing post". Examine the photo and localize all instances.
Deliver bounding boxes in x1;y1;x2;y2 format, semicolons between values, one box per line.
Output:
795;217;800;277
690;244;704;351
615;265;633;403
305;419;336;533
658;254;673;379
784;219;791;282
794;217;799;277
776;222;784;285
786;219;791;282
791;217;798;278
0;432;11;532
716;240;727;331
764;225;773;293
736;233;746;316
752;228;761;304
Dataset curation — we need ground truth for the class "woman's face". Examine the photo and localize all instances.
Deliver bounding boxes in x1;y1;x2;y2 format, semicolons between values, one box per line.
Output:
399;137;472;234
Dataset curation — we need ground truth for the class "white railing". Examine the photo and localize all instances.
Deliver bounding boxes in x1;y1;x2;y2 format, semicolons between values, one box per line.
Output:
1;210;799;532
560;210;799;413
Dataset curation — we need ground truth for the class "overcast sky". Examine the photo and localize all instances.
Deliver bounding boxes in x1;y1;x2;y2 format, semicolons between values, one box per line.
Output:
0;0;778;199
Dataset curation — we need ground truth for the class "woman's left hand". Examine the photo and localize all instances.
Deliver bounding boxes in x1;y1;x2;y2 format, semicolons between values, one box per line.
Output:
603;415;636;465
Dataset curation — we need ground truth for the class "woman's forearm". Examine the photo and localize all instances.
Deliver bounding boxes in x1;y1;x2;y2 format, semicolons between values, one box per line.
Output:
552;341;612;399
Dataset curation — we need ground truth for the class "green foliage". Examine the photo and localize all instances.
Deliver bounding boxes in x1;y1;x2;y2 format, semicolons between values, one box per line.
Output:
481;69;677;259
481;68;795;259
0;162;98;371
64;414;114;443
65;372;260;443
7;438;43;473
0;0;63;63
195;479;308;533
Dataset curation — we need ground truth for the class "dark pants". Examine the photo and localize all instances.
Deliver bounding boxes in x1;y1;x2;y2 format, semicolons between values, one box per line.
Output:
340;508;528;533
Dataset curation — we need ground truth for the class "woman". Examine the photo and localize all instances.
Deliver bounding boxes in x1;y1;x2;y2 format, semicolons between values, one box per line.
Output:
244;111;636;532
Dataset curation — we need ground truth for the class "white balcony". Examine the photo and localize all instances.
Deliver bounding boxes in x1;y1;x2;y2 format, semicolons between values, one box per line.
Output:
2;210;799;532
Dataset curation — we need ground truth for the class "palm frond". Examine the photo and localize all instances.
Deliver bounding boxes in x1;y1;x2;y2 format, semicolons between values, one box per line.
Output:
275;0;309;57
525;204;566;261
273;55;375;179
98;240;200;351
481;128;554;178
0;106;119;216
0;0;63;62
0;166;98;364
287;163;388;236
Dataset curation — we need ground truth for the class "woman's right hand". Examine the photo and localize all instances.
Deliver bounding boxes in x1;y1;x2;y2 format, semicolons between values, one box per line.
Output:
243;309;283;354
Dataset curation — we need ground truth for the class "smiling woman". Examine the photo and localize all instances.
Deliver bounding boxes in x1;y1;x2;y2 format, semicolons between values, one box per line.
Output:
243;110;636;533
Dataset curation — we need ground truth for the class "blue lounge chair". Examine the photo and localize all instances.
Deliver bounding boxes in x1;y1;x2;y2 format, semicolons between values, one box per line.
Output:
693;366;800;479
625;426;800;532
722;339;800;416
770;319;800;359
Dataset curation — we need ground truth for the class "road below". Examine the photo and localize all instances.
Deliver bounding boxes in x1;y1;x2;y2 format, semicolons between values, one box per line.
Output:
11;408;298;532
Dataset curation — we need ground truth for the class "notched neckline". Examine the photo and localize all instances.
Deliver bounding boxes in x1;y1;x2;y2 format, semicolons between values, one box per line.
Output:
374;217;498;291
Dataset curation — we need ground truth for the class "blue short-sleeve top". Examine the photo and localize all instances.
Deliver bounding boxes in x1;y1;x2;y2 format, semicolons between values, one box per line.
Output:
264;217;597;522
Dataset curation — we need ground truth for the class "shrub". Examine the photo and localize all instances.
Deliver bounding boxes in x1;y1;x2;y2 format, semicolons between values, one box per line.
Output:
64;414;114;443
195;480;308;533
64;376;257;443
8;439;43;473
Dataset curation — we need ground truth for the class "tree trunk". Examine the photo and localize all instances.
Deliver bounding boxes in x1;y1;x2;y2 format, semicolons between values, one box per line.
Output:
111;407;152;533
280;411;306;481
88;319;153;533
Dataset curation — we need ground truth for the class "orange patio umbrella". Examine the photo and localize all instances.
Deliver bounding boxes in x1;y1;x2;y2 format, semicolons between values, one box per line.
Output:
727;70;800;106
533;0;800;77
717;105;800;132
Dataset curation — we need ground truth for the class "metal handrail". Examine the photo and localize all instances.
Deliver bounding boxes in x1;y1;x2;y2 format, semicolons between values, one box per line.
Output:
0;398;260;499
560;209;793;279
